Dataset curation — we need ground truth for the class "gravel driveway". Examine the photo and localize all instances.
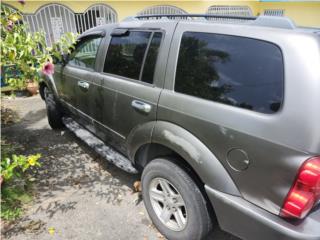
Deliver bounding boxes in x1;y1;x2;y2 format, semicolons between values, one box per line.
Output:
1;95;239;240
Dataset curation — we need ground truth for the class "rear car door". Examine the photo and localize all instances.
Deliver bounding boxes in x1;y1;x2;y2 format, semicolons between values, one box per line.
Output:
100;22;176;153
61;35;103;117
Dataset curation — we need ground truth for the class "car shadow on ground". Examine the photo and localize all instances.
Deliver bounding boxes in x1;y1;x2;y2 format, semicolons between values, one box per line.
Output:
2;98;239;240
2;107;140;236
4;121;140;206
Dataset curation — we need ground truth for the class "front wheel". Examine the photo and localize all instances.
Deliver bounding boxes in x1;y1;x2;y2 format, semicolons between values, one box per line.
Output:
44;87;64;129
142;158;213;240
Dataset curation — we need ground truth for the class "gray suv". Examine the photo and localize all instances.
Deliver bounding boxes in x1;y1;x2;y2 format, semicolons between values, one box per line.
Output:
40;14;320;240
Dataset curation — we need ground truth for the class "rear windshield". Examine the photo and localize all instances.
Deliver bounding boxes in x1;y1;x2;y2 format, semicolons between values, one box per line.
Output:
175;32;284;114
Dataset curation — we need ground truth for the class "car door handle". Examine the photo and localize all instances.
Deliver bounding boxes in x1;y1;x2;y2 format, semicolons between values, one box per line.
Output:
78;81;90;90
131;100;152;113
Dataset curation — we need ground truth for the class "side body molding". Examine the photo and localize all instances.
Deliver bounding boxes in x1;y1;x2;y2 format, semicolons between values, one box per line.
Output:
128;121;240;196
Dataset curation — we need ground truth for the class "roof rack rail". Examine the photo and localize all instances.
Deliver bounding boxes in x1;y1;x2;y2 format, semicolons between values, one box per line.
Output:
136;14;256;21
133;14;296;30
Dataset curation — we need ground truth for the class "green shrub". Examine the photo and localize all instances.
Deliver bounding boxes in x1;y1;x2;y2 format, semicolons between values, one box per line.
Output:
1;153;41;181
0;4;77;90
1;139;41;221
1;139;41;181
1;185;32;221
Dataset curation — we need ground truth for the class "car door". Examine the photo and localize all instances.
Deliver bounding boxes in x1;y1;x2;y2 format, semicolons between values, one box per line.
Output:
60;35;103;118
100;22;177;153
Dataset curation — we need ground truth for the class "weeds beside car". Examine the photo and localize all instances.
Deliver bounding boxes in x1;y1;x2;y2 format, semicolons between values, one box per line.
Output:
1;139;41;221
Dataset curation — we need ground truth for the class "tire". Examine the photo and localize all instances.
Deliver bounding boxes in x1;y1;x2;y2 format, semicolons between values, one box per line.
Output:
142;158;212;240
44;87;64;129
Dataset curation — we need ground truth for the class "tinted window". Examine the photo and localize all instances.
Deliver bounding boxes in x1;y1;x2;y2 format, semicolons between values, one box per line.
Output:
141;32;163;84
175;32;284;113
104;31;151;80
69;37;101;70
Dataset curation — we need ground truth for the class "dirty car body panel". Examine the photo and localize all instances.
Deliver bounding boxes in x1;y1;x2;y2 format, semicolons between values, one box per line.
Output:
41;16;320;240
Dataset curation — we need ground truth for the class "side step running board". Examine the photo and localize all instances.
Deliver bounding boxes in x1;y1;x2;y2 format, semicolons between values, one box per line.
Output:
63;117;138;174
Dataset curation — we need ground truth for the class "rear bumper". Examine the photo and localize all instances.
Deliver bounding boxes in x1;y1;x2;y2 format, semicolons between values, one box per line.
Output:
205;186;320;240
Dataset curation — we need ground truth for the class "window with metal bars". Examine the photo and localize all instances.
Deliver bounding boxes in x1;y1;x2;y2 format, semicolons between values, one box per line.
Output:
263;9;285;17
21;4;117;46
75;4;117;34
206;5;253;17
206;5;253;23
137;5;187;16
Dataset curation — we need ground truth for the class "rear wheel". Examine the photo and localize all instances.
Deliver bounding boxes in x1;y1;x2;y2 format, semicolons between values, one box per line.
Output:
142;158;212;240
44;87;64;129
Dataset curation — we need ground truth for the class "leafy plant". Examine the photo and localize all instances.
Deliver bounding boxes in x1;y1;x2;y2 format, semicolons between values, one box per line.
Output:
1;154;41;181
1;185;32;221
0;4;77;90
1;138;41;181
1;139;41;221
51;32;77;62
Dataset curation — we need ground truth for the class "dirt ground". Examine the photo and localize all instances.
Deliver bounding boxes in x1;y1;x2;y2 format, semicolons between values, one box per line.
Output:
1;95;238;240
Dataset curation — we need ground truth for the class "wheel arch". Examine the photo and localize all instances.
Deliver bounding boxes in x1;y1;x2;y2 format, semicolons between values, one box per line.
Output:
129;121;240;196
39;81;47;100
39;74;59;99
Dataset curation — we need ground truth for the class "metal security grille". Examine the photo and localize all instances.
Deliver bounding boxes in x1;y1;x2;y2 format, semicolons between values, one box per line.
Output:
207;5;253;16
264;9;285;17
22;4;117;46
138;5;188;15
75;4;117;34
206;5;253;22
23;4;77;47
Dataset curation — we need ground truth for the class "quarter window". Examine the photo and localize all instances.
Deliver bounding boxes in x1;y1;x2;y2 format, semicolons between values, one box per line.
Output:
175;32;284;113
68;37;102;70
103;31;162;83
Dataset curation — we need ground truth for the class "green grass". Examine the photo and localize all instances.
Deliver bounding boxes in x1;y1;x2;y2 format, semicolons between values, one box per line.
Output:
1;184;33;221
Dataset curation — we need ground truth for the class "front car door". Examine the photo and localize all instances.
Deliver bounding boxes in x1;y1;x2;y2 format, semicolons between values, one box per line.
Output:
60;35;103;118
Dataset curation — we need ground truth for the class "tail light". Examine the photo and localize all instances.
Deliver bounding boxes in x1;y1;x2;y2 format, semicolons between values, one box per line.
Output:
280;156;320;219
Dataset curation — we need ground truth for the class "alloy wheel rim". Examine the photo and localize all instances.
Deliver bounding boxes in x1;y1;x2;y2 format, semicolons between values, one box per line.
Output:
149;177;187;231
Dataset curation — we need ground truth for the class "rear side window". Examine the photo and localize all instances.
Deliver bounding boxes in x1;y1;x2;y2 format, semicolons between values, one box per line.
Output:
175;32;284;113
104;31;162;83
